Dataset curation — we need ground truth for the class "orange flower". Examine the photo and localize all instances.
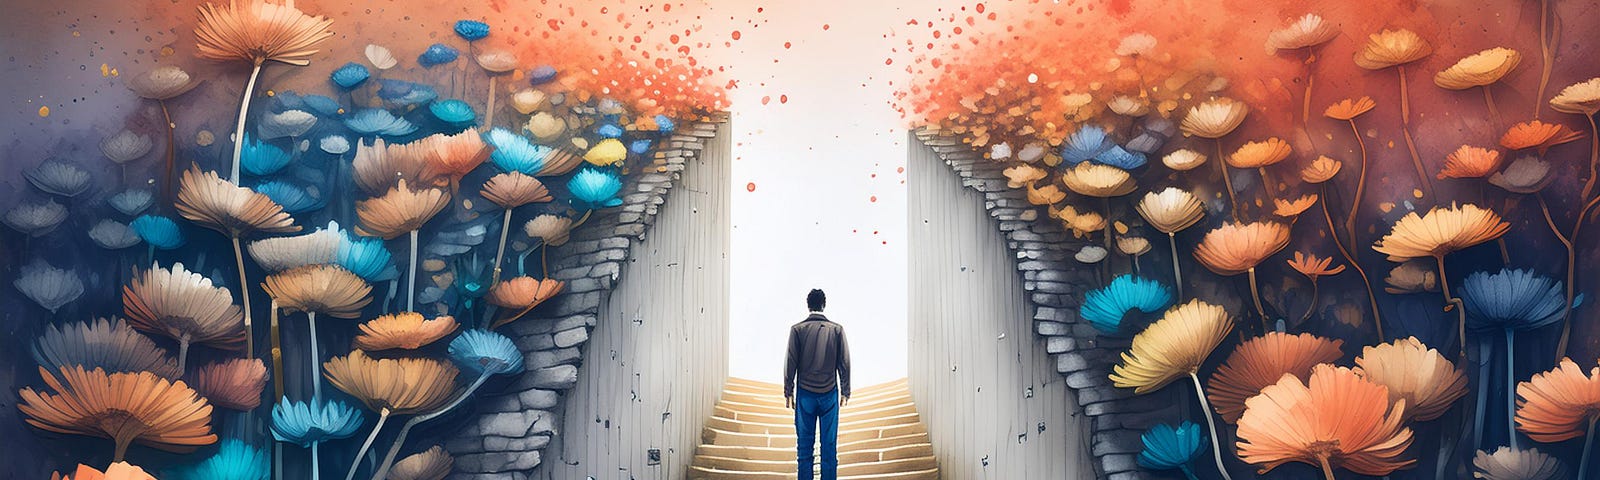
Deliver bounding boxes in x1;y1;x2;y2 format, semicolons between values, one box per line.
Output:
1433;47;1520;90
1500;120;1584;153
323;350;458;415
18;366;216;460
354;313;458;351
1227;137;1293;168
53;462;157;480
1324;97;1376;121
480;172;553;209
488;276;565;328
1354;337;1468;422
1193;221;1292;276
1300;156;1342;184
353;138;427;196
261;264;373;319
390;445;453;480
1003;164;1047;188
1354;28;1431;70
194;0;334;66
356;180;450;239
1207;332;1343;423
188;358;268;410
176;167;300;237
1438;146;1503;179
1287;251;1345;279
1515;358;1600;442
1237;364;1415;476
1373;203;1509;261
1025;183;1066;206
408;129;492;183
1273;194;1318;217
1061;163;1136;197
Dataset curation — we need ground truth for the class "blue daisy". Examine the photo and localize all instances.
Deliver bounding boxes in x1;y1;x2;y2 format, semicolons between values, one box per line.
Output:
1460;268;1570;332
449;329;525;376
654;114;676;133
430;99;477;125
337;233;394;281
1060;125;1114;165
1080;275;1174;334
528;65;558;85
270;397;364;448
418;43;459;67
1093;145;1148;169
253;181;323;214
568;167;624;209
330;62;371;90
172;439;269;480
484;128;552;175
344;109;418;137
1137;422;1205;477
454;20;490;41
240;135;291;176
130;214;184;250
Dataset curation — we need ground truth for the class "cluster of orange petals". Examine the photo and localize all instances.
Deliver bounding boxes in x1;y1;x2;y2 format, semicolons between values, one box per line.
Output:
1193;221;1292;275
188;358;269;410
18;366;216;459
1515;358;1600;442
52;463;157;480
1438;146;1503;180
354;313;459;351
489;277;566;328
1236;364;1415;476
1324;96;1376;121
1499;120;1584;153
1207;332;1343;423
1287;251;1345;279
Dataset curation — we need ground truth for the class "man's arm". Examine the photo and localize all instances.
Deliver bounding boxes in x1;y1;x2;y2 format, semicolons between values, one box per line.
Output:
837;326;851;403
783;325;799;407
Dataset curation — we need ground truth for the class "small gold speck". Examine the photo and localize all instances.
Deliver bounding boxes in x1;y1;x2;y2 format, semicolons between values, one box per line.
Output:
37;106;50;117
1413;189;1424;199
266;90;275;97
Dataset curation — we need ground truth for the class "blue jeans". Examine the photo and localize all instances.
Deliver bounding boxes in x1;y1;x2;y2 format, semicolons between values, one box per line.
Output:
794;388;839;480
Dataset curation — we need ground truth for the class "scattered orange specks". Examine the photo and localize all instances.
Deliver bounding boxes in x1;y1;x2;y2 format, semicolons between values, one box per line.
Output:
37;106;49;117
784;41;792;49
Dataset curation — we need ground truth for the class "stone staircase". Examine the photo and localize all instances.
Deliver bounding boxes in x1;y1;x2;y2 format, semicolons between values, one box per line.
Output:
688;378;940;479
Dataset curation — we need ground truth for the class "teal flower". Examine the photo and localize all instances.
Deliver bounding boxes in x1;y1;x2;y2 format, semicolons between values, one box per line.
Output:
418;43;459;67
173;439;269;480
1460;268;1570;332
449;329;525;376
337;233;394;281
430;99;477;125
130;214;185;250
1080;275;1174;334
330;62;371;90
1094;144;1148;169
568;167;623;209
270;397;364;447
485;128;552;174
345;109;418;137
454;20;490;41
240;134;291;176
253;181;322;213
1138;422;1205;477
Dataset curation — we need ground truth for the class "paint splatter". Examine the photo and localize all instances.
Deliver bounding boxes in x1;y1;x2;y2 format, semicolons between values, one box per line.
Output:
37;106;49;117
746;182;757;192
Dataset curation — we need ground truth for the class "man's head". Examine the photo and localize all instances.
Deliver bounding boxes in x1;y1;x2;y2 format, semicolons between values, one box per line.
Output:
807;288;826;312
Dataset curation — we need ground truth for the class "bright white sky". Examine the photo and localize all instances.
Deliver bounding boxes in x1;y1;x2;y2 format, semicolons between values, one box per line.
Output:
705;0;966;386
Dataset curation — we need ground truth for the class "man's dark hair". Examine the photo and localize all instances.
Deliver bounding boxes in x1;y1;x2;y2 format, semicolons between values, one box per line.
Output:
807;289;826;311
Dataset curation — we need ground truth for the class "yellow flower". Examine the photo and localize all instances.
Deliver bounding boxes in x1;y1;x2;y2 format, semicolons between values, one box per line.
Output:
1003;164;1047;188
1273;194;1318;217
1026;183;1066;206
583;139;628;167
1550;77;1600;115
1373;203;1510;261
1354;336;1468;422
1117;236;1152;256
1354;28;1431;70
1180;98;1249;139
1135;188;1205;234
1228;137;1293;169
1324;97;1376;121
1301;156;1342;183
1162;149;1208;171
1061;163;1136;197
1433;47;1520;90
1110;300;1234;394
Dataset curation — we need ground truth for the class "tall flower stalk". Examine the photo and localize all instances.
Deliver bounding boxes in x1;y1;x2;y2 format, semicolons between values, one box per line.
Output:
1356;29;1433;200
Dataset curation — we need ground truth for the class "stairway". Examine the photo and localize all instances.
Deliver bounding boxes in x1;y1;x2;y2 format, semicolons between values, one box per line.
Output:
689;378;940;479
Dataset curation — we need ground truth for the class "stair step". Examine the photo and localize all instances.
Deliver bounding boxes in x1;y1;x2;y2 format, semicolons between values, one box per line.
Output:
695;443;933;463
688;466;940;480
692;454;938;475
714;401;920;427
706;411;923;435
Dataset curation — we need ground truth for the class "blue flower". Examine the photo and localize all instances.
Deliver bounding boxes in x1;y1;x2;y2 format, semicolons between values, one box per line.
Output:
484;128;552;175
301;94;343;116
1060;125;1114;165
319;135;351;155
629;139;653;155
240;135;291;176
337;233;394;281
344;109;418;137
330;62;371;89
376;79;438;106
430;99;477;125
270;397;364;448
418;43;459;67
596;123;624;138
449;329;525;376
568;167;624;209
173;439;269;480
654;114;675;133
528;65;558;85
454;20;490;41
1093;145;1148;169
130;215;184;250
1137;422;1205;472
1080;275;1173;334
253;181;322;213
1460;268;1569;332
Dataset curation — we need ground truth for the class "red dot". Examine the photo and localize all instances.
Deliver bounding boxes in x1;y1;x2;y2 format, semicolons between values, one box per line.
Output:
784;41;792;49
897;167;905;173
869;196;877;202
823;24;831;30
779;94;788;104
731;30;742;40
761;96;771;105
746;182;757;192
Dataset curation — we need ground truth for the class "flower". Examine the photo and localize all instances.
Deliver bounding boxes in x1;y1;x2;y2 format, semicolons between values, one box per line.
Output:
1324;96;1377;121
1459;268;1568;332
510;89;546;114
170;439;268;480
1273;194;1318;217
330;62;370;89
1107;96;1150;116
449;329;526;376
1179;98;1249;138
239;135;290;176
524;215;574;247
1109;300;1234;394
1115;32;1157;56
1136;188;1205;234
1473;447;1566;480
126;66;199;100
336;233;393;281
525;111;566;140
1500;120;1583;153
54;462;158;480
188;358;269;410
1287;251;1345;279
1236;364;1415;476
429;99;477;125
1515;358;1600;442
417;43;459;67
352;138;426;195
1385;260;1439;294
454;19;489;41
1489;156;1554;194
270;397;364;447
131;215;185;249
345;109;418;137
1061;163;1136;197
261;264;372;319
1434;47;1520;90
1075;245;1109;264
15;260;84;314
475;50;518;73
1162;149;1207;171
176;167;300;237
364;44;397;69
253;181;322;213
4;199;67;237
485;128;553;175
481;172;553;209
323;350;458;415
1025;183;1065;206
376;80;437;106
1193;221;1292;276
1118;236;1152;256
1060;125;1115;164
1353;337;1468;422
90;220;141;250
1354;28;1431;70
1550;77;1600;115
1438;145;1503;179
1372;203;1509;261
487;276;563;313
389;446;453;480
18;366;216;458
194;0;334;66
102;130;154;164
1138;422;1206;472
1056;205;1107;237
407;129;491;182
1228;137;1292;168
1003;164;1047;188
123;262;246;351
319;135;350;155
32;317;181;380
584;138;629;167
259;110;317;139
356;180;450;239
1080;275;1173;334
1207;332;1344;423
568;168;624;208
26;160;92;197
354;313;457;351
1266;14;1339;52
245;222;337;272
111;190;156;217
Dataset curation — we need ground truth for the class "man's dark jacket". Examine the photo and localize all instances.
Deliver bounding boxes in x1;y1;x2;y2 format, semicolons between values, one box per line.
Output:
783;312;851;398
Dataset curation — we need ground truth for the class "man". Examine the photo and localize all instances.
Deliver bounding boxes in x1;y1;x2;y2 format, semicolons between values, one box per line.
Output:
784;288;851;480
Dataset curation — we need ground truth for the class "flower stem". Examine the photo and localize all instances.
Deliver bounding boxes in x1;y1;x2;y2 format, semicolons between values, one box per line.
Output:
407;230;419;312
491;208;513;287
159;100;177;209
1397;65;1434;201
1318;188;1383;340
1345;119;1368;249
345;408;390;480
369;372;493;480
1536;0;1553;120
1557;193;1600;356
1299;280;1319;326
229;60;265;183
1473;334;1491;451
1582;115;1599;200
1318;455;1338;480
1482;86;1502;131
1436;255;1467;361
233;236;255;359
1247;267;1269;331
1506;328;1518;449
311;440;321;480
1168;233;1184;298
271;300;284;400
1216;139;1239;218
485;76;498;128
177;334;191;374
1188;373;1235;480
1580;417;1598;480
308;311;321;400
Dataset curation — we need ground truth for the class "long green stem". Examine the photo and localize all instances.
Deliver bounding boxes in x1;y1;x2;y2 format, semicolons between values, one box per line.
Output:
1188;373;1234;480
1506;328;1518;449
345;408;391;480
491;208;514;287
1580;417;1598;480
229;61;265;183
233;236;254;358
369;372;493;480
1167;233;1184;298
308;312;321;400
406;230;419;312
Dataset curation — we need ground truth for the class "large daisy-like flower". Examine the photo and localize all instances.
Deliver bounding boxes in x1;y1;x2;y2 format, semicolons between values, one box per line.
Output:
176;167;299;237
1135;188;1205;234
1207;332;1343;423
353;313;458;351
1550;77;1600;115
1273;194;1318;217
1324;97;1376;121
1162;149;1208;171
1489;156;1554;194
1266;14;1339;53
1061;163;1136;197
1237;364;1415;476
1109;300;1234;394
323;350;458;415
33;318;181;380
352;138;427;195
1080;275;1173;335
405;129;491;183
18;366;216;460
524;215;574;247
261;264;372;319
1372;203;1509;261
194;0;334;66
126;66;200;100
1353;337;1468;422
1438;145;1503;179
1354;28;1431;70
356;180;450;239
123;262;246;352
188;358;269;410
1228;137;1293;169
389;446;453;480
1433;47;1520;90
1193;221;1292;276
1179;98;1249;139
1516;358;1600;442
53;462;159;480
1472;447;1566;480
480;172;552;209
1500;120;1584;153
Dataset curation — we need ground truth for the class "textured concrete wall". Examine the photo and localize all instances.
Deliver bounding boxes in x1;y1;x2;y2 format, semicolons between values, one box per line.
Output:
906;132;1097;479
